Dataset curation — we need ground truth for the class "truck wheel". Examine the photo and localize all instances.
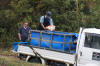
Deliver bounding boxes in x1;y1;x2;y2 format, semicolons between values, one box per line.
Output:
17;53;27;60
17;53;23;59
46;60;66;66
65;64;73;66
28;56;42;64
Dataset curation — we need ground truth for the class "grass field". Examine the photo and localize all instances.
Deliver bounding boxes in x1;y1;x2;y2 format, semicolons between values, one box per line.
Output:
0;49;43;66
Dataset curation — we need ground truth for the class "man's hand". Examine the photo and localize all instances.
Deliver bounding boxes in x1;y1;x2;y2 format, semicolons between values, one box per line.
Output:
46;25;55;31
18;33;21;41
45;27;49;30
41;23;46;30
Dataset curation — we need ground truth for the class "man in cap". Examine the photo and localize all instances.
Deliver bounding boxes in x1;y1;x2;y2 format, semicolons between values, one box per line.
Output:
38;11;55;31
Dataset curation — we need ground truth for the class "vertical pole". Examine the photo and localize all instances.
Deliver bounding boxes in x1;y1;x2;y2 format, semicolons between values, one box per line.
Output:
29;30;32;42
63;35;66;52
50;33;53;49
68;35;72;53
39;31;42;47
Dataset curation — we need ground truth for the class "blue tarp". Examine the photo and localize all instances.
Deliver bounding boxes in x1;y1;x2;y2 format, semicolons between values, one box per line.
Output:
30;31;78;51
12;42;28;51
12;30;78;53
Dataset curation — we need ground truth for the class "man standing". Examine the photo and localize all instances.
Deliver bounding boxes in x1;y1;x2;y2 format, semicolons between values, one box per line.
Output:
18;22;31;42
38;11;55;30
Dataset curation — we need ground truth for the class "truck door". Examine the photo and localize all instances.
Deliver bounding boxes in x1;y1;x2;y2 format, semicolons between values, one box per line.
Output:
77;29;100;66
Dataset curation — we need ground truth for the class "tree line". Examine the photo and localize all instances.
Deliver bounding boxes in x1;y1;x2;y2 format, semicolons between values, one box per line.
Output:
0;0;100;48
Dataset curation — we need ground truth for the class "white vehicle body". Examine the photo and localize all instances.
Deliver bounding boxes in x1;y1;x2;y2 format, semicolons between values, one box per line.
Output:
18;45;75;64
76;28;100;66
14;28;100;66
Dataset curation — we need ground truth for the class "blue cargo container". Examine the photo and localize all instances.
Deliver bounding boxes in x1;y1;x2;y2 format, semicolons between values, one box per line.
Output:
30;30;78;52
12;30;78;53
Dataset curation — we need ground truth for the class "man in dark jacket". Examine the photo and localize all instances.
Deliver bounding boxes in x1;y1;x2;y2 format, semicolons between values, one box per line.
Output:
18;22;31;42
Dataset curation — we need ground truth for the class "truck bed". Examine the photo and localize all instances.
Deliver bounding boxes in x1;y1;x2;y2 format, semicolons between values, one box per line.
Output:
17;45;76;64
12;30;78;64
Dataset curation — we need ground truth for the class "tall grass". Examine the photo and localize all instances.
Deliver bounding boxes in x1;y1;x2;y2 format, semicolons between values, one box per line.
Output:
0;57;42;66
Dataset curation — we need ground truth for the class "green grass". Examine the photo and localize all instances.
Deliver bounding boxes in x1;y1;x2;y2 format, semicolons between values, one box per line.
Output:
0;56;43;66
0;49;43;66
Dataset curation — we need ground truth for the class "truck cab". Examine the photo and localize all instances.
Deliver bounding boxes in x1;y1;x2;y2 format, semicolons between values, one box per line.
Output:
76;28;100;66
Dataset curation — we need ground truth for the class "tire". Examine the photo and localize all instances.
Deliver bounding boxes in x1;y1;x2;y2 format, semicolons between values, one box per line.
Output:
46;60;66;66
17;54;27;60
28;56;42;64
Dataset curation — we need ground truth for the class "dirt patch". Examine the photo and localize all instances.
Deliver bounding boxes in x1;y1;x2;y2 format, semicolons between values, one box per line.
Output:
0;54;19;60
0;49;17;56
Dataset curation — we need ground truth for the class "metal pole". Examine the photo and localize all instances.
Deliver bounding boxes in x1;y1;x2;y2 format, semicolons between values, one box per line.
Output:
50;33;53;49
63;35;66;52
39;31;42;47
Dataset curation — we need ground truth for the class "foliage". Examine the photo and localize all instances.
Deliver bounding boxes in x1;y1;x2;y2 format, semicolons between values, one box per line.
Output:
0;0;100;48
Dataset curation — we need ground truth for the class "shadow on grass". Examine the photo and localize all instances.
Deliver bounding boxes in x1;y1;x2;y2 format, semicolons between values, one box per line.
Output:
0;56;43;66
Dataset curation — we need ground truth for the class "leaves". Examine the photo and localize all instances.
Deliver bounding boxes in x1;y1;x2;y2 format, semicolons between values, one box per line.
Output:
0;0;100;47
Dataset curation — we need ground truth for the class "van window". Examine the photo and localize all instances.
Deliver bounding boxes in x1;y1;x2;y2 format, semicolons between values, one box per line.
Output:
84;33;100;49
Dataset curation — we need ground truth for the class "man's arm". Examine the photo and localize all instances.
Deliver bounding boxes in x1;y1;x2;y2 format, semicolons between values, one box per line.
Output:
18;27;22;41
40;16;46;29
50;18;53;25
49;18;55;31
18;33;21;41
40;16;46;30
40;23;47;30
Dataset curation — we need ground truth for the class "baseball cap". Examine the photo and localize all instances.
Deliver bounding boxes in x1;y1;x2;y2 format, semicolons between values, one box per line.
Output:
46;11;52;16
